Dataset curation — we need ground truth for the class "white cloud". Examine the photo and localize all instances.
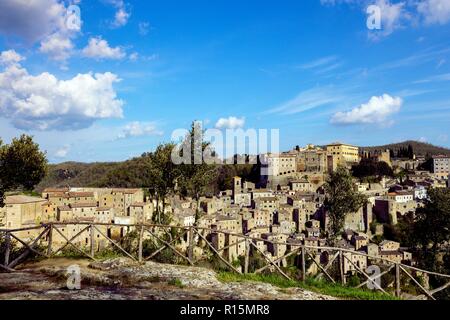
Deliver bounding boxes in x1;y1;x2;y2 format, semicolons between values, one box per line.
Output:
0;0;81;65
113;8;130;27
117;121;163;139
321;0;450;38
104;0;130;28
417;0;450;25
39;32;74;63
55;145;70;158
368;0;408;40
331;94;402;125
0;50;124;131
215;117;245;130
0;0;67;42
0;50;24;65
82;37;126;60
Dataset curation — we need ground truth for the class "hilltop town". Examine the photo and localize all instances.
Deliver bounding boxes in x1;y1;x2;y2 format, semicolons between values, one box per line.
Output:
1;142;449;284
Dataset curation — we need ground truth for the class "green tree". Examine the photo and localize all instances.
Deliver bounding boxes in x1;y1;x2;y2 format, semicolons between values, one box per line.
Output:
324;166;367;241
352;159;393;180
176;121;218;221
412;188;450;271
0;135;47;206
147;143;180;223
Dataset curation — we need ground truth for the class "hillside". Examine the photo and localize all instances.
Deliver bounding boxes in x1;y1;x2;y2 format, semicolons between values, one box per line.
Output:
36;140;450;191
360;140;450;157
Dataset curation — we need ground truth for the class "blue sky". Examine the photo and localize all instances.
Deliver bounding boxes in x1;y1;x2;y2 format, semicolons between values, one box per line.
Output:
0;0;449;163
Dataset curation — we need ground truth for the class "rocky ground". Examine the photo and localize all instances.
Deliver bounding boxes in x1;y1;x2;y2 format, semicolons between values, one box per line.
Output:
0;258;336;300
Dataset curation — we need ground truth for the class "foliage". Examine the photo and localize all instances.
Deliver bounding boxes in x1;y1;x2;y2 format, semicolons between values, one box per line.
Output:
361;140;450;158
176;121;218;220
168;278;185;288
0;135;47;206
347;274;361;287
324;166;367;241
352;159;393;180
411;188;450;271
383;213;415;247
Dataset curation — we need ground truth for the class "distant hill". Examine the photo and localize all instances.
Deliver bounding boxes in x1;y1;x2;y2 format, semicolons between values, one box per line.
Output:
35;161;120;191
360;140;450;157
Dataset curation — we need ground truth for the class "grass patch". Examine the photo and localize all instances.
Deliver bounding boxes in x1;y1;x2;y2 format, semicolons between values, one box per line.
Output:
94;249;123;260
216;272;399;300
168;278;185;288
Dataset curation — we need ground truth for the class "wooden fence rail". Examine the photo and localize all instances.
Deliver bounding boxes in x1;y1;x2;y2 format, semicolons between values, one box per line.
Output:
1;221;450;300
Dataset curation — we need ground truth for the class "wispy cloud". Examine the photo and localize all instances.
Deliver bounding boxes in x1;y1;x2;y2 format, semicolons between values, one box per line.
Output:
413;73;450;84
374;47;450;71
297;56;338;70
265;86;350;115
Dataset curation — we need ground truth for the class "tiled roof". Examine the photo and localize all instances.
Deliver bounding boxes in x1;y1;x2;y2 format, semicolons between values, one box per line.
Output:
5;195;47;205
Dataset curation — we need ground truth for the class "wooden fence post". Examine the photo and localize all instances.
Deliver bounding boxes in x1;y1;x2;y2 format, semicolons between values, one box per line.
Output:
90;224;95;257
339;250;345;285
188;226;194;262
301;246;306;281
396;263;401;297
244;239;250;274
4;232;11;267
138;225;144;263
47;224;53;256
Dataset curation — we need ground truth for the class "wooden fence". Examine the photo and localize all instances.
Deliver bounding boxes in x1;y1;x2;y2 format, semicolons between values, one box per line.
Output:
1;222;450;300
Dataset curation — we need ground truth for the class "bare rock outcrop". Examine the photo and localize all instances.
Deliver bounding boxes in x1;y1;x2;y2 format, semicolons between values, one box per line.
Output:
0;258;336;300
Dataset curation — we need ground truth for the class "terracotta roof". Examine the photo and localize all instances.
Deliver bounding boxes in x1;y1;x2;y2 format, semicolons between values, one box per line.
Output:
43;187;69;193
130;202;146;207
5;195;47;205
57;205;71;211
96;207;111;211
112;188;141;194
48;193;70;198
257;197;277;202
70;203;97;208
380;251;402;256
68;192;94;197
